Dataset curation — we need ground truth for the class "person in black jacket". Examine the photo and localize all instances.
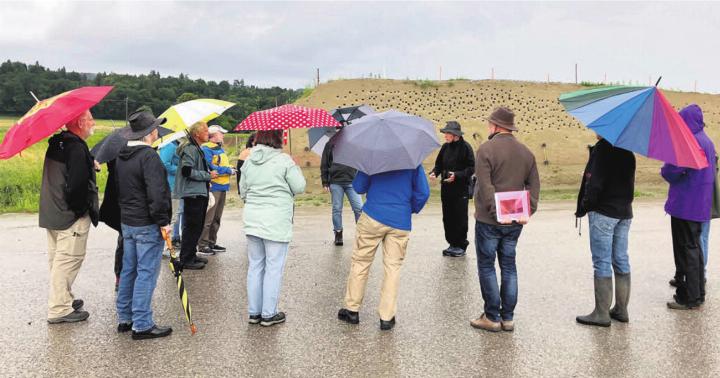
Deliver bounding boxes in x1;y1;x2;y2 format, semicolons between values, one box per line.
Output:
429;121;475;257
115;110;173;340
321;134;363;246
99;158;124;291
575;136;636;327
39;110;98;324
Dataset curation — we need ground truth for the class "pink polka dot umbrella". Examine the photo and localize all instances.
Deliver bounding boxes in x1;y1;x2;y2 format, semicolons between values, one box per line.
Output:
233;104;341;131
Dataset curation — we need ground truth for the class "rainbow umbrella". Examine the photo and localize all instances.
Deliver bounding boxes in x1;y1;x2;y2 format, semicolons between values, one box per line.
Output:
0;86;114;159
559;83;708;169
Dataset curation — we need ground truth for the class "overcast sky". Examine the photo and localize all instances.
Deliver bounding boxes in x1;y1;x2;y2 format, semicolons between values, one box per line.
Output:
2;1;719;92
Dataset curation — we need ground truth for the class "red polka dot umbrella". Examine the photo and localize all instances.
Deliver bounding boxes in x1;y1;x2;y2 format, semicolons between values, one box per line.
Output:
233;104;341;131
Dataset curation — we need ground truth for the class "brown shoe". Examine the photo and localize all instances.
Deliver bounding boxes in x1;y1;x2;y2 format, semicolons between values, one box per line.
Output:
501;319;514;332
470;313;501;332
666;301;699;310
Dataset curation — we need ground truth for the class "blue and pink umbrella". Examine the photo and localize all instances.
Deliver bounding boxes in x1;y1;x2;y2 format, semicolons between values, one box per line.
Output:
560;83;708;169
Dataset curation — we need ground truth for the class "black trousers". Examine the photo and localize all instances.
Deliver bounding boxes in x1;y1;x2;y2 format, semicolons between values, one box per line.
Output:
113;232;124;278
671;217;705;305
441;193;470;250
181;196;208;264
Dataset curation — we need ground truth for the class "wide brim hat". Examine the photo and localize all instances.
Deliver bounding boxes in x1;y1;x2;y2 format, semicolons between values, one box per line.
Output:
121;110;170;139
487;106;518;131
439;121;464;136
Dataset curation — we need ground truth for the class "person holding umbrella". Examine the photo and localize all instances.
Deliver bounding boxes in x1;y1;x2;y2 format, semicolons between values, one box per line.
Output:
115;110;173;339
575;134;636;327
175;121;217;270
40;110;99;324
429;121;475;257
663;104;716;310
470;107;540;333
321;131;363;246
239;130;306;327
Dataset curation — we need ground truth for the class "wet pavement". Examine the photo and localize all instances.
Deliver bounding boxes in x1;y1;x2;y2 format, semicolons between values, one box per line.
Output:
1;201;719;377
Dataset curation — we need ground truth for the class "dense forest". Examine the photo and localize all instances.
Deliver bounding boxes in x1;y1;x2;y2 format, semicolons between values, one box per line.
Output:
0;60;304;129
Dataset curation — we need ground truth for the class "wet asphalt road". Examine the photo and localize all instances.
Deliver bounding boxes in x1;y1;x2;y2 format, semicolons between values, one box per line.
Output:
1;201;719;377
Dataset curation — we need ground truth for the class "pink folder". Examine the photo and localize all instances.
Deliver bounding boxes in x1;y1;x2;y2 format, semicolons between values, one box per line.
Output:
494;190;530;223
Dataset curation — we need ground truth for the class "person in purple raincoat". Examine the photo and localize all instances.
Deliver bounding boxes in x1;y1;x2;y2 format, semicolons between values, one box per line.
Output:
663;104;716;310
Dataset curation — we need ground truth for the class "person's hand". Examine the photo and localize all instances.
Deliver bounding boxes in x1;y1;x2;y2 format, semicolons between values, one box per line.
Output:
499;218;514;225
231;168;238;176
443;172;456;183
160;225;172;237
429;172;437;181
93;160;101;172
517;216;530;225
210;170;218;179
323;186;330;192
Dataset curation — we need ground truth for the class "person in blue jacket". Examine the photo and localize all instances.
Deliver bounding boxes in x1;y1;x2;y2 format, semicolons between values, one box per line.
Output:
337;166;430;331
158;139;182;249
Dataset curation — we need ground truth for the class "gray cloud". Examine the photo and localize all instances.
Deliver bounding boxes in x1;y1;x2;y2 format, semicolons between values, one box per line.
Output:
1;1;719;92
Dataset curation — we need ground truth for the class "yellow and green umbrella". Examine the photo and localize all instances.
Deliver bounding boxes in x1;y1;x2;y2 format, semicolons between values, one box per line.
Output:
154;98;235;146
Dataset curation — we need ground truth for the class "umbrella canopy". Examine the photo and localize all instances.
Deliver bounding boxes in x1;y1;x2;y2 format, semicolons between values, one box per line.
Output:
308;127;338;155
0;86;114;159
332;110;441;175
91;126;172;163
234;104;340;131
331;104;375;125
153;99;234;147
560;85;708;169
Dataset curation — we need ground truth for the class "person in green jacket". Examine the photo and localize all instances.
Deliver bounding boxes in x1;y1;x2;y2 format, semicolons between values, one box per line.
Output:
239;130;306;327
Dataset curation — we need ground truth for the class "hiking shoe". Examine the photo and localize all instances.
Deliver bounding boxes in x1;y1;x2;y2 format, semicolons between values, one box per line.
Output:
183;261;205;270
501;319;514;332
470;313;501;332
211;244;227;252
380;317;396;331
260;312;286;327
194;256;209;264
338;308;359;324
48;310;90;324
443;247;466;257
248;315;261;325
197;246;215;256
72;299;84;310
117;322;133;333
667;301;698;310
132;325;172;340
334;230;343;246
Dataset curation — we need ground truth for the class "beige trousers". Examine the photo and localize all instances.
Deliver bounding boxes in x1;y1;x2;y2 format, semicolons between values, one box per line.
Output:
344;213;410;321
46;215;90;319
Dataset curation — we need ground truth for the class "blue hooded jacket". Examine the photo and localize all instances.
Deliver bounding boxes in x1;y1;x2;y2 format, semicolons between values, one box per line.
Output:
661;104;717;222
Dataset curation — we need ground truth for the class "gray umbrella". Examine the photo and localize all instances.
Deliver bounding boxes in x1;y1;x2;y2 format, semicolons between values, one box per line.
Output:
332;110;440;175
91;126;171;163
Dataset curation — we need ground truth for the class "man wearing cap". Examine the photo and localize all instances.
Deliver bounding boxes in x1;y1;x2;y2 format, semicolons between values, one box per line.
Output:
40;110;99;324
198;125;235;256
470;106;540;333
115;110;173;339
430;121;475;257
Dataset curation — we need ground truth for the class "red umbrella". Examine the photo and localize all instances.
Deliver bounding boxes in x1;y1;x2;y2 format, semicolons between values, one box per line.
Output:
0;86;114;159
233;104;340;131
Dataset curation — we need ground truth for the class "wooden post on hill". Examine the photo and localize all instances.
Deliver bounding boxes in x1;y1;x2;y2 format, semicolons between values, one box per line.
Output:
316;68;320;87
574;63;578;84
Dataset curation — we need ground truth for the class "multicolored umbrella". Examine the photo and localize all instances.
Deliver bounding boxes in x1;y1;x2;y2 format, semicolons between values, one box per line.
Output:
331;104;375;125
234;104;340;131
153;98;234;147
0;86;114;159
161;228;197;335
559;84;708;169
307;105;375;156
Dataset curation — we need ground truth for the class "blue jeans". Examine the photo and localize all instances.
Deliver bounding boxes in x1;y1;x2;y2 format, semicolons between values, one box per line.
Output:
117;224;164;332
588;212;631;278
330;183;363;231
701;221;710;273
475;221;523;322
172;199;184;242
246;235;289;318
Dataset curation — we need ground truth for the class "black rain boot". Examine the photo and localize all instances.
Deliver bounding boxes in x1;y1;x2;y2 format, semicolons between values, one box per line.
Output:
334;230;343;246
610;272;631;322
576;276;612;327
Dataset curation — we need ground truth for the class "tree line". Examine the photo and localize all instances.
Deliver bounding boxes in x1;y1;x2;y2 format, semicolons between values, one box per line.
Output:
0;60;304;130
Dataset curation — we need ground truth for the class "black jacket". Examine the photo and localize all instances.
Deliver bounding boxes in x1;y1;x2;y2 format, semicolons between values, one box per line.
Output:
39;131;99;230
431;138;475;197
575;139;636;219
99;159;121;232
321;139;357;186
116;144;172;227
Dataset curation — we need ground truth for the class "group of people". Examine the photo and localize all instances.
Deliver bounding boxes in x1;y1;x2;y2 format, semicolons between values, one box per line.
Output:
36;101;716;340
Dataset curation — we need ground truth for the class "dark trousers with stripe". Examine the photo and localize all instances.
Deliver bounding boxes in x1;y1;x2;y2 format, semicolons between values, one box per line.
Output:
671;216;705;305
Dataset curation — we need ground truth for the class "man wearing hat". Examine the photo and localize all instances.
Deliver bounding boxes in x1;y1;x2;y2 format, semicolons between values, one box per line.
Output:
470;106;540;333
115;110;173;340
198;125;235;255
430;121;475;257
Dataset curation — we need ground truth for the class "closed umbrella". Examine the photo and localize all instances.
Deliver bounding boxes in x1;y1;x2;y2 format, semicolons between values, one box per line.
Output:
161;229;197;335
332;110;440;175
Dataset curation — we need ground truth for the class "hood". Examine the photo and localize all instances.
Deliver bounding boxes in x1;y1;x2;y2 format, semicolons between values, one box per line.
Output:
249;144;282;165
118;144;151;160
679;104;705;134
